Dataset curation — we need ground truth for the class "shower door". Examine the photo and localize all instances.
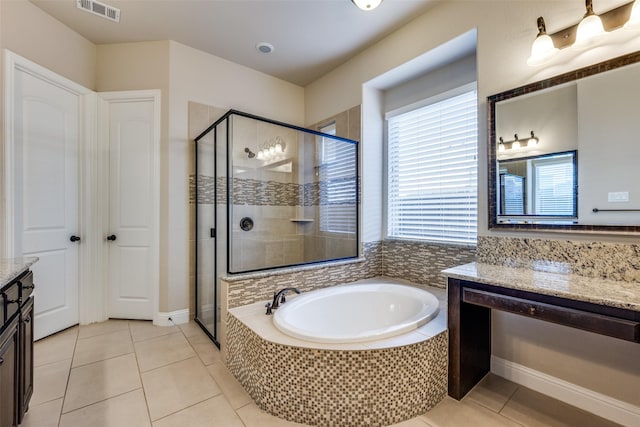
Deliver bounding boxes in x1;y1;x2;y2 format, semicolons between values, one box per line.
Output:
194;120;226;347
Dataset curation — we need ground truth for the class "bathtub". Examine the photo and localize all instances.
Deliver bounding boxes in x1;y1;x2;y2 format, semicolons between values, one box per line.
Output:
273;281;440;343
226;277;448;425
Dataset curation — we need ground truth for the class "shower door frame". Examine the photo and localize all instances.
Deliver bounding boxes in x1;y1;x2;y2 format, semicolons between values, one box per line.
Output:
193;109;360;347
223;110;360;275
193;119;222;348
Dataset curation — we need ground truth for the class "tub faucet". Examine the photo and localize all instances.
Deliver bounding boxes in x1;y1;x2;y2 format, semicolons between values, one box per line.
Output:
265;287;301;315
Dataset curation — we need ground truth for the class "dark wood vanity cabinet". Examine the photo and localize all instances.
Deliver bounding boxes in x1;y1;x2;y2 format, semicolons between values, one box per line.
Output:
0;270;35;427
0;317;19;427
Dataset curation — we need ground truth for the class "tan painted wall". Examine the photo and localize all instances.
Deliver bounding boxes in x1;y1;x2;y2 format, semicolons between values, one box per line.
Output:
303;0;640;407
0;0;96;89
167;41;304;312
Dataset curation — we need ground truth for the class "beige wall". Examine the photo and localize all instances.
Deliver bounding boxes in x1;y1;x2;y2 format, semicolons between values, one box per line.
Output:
303;0;640;407
167;41;304;311
0;0;96;90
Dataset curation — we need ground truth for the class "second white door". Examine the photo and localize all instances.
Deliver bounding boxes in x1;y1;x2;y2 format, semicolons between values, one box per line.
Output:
102;94;159;320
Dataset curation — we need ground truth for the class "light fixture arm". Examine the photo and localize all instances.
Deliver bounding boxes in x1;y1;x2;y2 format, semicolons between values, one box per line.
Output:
537;16;548;36
584;0;596;17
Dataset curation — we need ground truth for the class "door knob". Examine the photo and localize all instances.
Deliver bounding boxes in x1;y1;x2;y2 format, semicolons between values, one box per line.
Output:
106;234;117;241
70;235;81;242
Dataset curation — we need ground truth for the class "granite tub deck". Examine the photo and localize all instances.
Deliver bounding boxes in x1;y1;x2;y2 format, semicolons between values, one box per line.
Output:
225;280;448;427
0;257;39;287
443;262;640;312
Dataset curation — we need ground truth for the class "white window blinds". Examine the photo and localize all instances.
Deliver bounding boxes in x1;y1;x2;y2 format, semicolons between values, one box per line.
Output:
387;86;478;244
319;124;357;234
532;155;575;216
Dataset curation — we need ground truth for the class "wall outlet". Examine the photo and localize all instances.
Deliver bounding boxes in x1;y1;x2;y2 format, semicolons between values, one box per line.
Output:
608;191;629;202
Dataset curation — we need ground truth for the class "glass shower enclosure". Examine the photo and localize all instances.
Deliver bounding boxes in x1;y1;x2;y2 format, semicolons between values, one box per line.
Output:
194;110;359;345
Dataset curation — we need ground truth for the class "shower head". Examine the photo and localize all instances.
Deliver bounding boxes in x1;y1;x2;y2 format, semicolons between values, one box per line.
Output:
244;147;256;158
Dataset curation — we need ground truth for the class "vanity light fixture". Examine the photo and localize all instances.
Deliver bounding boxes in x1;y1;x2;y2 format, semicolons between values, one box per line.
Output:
575;0;605;45
257;136;287;161
351;0;382;11
498;131;539;152
527;0;639;66
527;17;559;66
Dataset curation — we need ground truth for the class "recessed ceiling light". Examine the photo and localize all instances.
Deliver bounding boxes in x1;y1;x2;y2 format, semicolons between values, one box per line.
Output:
256;42;274;54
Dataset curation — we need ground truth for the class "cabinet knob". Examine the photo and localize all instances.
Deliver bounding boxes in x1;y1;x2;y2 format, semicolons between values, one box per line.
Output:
24;316;31;323
529;306;536;315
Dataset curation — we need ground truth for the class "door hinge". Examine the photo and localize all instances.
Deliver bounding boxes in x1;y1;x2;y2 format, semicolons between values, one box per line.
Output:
210;228;216;238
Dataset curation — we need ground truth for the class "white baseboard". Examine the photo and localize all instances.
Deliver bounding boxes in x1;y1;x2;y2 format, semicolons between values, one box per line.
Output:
491;356;640;427
154;309;190;326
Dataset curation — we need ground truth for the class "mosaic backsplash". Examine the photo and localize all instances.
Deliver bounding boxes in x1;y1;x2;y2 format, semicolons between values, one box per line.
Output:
383;240;476;289
478;236;640;283
225;241;382;308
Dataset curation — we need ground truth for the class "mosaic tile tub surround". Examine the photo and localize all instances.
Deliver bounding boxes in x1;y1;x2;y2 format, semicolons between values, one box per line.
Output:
477;236;640;283
226;312;448;426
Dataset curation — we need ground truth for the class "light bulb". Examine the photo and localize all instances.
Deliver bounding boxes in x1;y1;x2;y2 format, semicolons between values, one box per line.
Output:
275;142;283;153
269;146;275;155
512;135;520;150
257;150;264;160
527;17;558;66
351;0;382;11
498;137;506;152
575;1;605;46
528;131;539;146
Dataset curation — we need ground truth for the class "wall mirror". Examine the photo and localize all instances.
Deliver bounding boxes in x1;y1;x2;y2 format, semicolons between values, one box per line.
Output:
488;51;640;233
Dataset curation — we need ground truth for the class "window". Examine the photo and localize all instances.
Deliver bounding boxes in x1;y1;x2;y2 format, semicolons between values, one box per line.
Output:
387;85;478;244
531;154;575;216
319;123;357;234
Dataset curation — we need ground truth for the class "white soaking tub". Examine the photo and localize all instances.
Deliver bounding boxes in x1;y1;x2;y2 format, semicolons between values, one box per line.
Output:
273;280;440;343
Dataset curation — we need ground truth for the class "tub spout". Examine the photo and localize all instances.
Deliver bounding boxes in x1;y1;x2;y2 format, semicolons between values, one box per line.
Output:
266;287;301;315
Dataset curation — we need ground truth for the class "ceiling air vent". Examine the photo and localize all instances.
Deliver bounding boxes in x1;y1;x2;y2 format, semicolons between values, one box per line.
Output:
76;0;120;23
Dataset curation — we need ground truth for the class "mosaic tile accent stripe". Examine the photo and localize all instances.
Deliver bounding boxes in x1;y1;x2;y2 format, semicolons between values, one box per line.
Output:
226;314;448;426
478;236;640;283
190;175;357;207
225;241;382;308
383;240;476;289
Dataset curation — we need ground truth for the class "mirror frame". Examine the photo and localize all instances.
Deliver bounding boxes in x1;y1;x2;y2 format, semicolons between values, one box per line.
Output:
488;50;640;233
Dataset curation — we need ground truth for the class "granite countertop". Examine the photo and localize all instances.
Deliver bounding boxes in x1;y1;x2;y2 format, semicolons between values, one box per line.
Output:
0;257;39;288
443;262;640;313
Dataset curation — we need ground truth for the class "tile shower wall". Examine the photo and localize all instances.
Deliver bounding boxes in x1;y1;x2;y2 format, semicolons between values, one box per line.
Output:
478;235;640;283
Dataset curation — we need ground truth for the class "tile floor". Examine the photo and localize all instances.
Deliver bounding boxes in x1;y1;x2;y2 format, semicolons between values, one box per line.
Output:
23;320;620;427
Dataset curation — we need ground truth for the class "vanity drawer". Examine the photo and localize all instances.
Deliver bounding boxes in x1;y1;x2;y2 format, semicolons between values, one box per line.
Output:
1;283;21;324
462;288;640;343
18;271;34;301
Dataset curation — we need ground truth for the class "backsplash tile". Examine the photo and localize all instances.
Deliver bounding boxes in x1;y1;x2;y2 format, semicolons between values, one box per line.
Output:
478;236;640;283
383;240;476;289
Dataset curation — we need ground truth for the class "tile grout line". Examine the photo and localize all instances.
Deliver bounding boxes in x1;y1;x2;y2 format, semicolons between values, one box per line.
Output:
128;320;154;426
58;328;80;426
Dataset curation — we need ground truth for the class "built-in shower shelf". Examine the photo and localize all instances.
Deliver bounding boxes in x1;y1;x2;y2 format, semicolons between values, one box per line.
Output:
290;218;314;222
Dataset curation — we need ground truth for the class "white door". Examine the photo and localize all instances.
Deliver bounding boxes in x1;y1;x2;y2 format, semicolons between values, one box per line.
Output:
102;95;160;320
8;57;88;339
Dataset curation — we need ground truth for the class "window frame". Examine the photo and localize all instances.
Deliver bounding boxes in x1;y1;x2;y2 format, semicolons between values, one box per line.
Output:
384;82;478;245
